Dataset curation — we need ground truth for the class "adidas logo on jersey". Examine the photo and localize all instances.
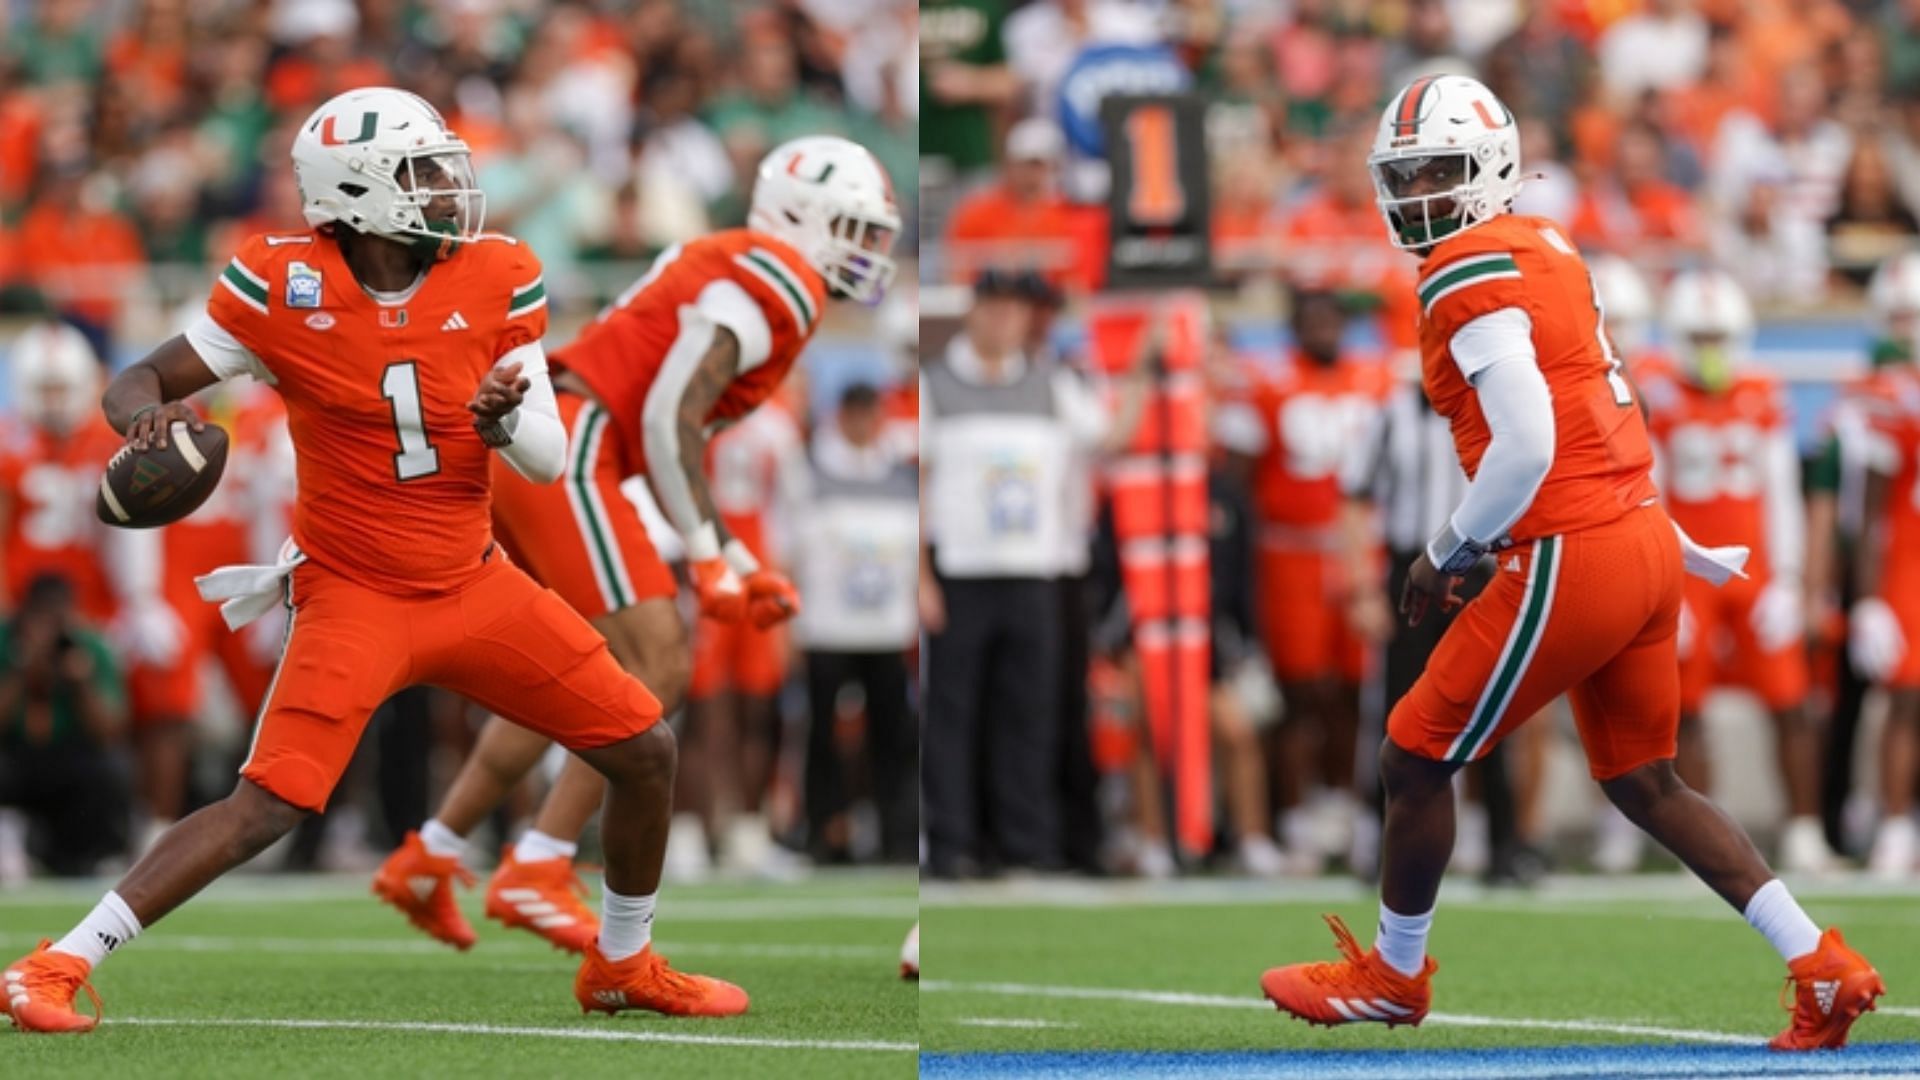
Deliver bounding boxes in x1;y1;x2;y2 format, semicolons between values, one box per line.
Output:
441;312;469;331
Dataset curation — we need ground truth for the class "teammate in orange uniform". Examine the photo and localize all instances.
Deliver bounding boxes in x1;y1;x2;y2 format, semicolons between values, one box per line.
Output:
685;399;805;873
3;87;747;1033
1849;307;1920;877
1259;75;1883;1050
1238;290;1387;872
0;320;187;840
1634;270;1835;873
371;135;898;951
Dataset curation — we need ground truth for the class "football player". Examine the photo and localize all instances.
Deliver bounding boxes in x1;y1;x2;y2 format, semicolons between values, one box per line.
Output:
1259;75;1881;1050
1238;289;1389;873
4;87;746;1032
0;321;184;842
1632;270;1833;872
371;135;898;951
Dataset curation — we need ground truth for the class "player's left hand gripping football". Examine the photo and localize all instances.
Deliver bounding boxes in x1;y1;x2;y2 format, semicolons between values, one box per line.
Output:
126;401;205;452
468;362;531;446
743;569;801;629
1400;555;1463;628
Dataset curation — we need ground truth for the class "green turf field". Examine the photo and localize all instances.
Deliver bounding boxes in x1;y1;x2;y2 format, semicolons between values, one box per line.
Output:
920;875;1920;1059
1;870;917;1079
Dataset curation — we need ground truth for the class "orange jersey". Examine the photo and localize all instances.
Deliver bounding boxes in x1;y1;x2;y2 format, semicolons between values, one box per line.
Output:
1861;371;1920;559
1247;356;1389;531
0;417;124;621
555;229;826;476
1633;358;1789;565
206;230;546;594
1416;214;1657;541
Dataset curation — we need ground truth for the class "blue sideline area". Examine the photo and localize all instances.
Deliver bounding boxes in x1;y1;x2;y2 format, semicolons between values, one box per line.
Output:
921;1043;1920;1080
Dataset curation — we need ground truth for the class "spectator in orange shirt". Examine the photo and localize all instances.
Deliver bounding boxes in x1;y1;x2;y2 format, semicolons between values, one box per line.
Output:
14;164;145;351
1567;122;1703;256
945;118;1107;292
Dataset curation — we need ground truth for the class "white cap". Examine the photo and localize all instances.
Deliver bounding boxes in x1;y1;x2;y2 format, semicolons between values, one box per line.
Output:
1006;118;1064;163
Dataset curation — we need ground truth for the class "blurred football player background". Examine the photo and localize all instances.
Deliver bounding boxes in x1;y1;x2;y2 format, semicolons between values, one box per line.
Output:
921;0;1920;882
0;0;918;885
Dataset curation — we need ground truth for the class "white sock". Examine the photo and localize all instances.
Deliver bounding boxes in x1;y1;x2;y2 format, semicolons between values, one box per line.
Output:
49;892;141;969
1744;878;1823;962
514;829;578;864
599;883;656;962
1375;902;1433;978
419;819;467;860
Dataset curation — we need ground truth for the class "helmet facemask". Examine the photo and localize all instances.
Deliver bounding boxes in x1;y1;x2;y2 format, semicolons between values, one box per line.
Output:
1369;149;1492;251
390;150;486;260
823;211;897;305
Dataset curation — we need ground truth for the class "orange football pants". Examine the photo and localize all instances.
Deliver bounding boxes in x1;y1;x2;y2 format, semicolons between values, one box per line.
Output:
1388;502;1683;781
241;550;662;812
490;390;677;619
1677;572;1809;713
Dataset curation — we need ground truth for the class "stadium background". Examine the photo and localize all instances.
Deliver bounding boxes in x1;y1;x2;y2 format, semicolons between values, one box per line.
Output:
919;0;1918;876
0;0;920;879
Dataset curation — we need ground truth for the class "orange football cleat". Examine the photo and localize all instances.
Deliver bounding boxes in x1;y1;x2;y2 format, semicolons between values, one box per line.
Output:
1260;914;1434;1028
484;850;599;954
372;831;478;951
4;941;102;1034
1770;928;1885;1051
575;942;750;1018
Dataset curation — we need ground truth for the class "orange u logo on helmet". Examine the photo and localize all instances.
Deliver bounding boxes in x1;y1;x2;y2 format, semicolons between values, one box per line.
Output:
319;113;379;146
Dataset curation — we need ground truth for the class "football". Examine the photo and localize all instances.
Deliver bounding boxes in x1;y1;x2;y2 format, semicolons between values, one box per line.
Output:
96;422;229;529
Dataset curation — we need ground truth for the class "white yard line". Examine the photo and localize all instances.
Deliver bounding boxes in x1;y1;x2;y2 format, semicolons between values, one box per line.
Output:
951;1018;1078;1030
114;1016;915;1053
920;979;1762;1046
0;931;892;960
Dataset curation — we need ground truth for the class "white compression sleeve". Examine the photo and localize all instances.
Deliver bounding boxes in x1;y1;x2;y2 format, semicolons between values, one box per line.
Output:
1762;426;1805;582
642;304;725;559
492;341;566;485
1444;309;1556;549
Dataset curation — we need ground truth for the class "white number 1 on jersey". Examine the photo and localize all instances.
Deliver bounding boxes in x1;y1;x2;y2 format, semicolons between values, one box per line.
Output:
382;361;440;481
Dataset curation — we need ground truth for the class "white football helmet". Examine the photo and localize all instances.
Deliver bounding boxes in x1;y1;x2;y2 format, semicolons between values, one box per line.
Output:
1664;269;1754;393
1368;75;1523;251
291;87;484;258
749;136;900;305
1588;253;1653;357
1869;251;1920;357
11;321;101;435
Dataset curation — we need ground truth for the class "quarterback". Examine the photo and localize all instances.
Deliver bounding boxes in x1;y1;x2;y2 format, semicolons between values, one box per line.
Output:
4;87;746;1032
1258;75;1883;1051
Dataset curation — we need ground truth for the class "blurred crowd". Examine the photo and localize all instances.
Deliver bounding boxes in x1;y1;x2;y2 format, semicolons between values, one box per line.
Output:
0;0;922;884
0;0;918;357
919;0;1920;884
926;0;1920;314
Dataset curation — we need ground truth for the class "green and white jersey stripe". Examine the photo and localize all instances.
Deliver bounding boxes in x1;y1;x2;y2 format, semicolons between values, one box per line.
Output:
508;276;547;319
563;403;636;612
1418;253;1520;316
733;247;816;333
1445;536;1560;764
220;258;271;315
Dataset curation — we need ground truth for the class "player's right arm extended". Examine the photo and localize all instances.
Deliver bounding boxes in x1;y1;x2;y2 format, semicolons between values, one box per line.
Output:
1424;308;1555;573
101;334;219;449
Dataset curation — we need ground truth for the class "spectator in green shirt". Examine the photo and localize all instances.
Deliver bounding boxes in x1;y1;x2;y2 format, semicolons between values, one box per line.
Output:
0;573;131;876
921;0;1020;178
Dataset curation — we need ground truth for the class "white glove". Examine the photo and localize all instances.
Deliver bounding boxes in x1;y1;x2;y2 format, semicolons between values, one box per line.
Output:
1850;597;1907;682
114;598;186;667
1750;581;1804;654
1677;600;1698;658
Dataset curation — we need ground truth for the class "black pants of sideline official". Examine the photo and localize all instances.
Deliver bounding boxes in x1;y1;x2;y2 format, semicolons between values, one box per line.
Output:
924;573;1061;874
804;649;918;863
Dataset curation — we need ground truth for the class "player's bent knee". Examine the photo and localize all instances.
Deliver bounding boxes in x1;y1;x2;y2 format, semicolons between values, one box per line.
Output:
577;722;677;786
226;780;308;855
1378;738;1453;800
1599;758;1682;823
